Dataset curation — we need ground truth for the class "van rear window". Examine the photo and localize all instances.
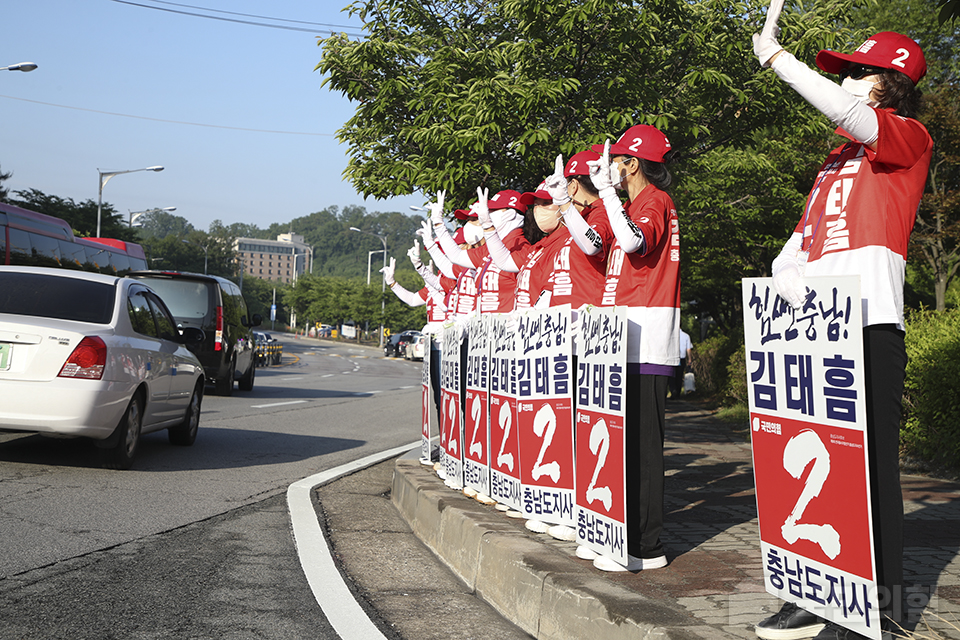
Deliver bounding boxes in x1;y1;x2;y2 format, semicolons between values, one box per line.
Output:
0;273;115;324
131;277;210;320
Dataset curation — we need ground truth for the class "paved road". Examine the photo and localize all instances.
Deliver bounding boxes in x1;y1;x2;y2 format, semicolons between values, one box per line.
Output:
0;336;423;639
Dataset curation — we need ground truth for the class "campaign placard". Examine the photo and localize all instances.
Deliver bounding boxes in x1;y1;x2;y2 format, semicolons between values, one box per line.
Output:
488;314;522;512
575;306;628;565
515;306;575;526
742;276;879;639
440;323;464;489
420;334;433;463
463;315;491;497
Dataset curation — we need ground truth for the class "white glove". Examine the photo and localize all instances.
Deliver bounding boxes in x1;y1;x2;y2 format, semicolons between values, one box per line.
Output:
545;154;571;207
752;0;784;67
429;190;446;226
416;219;434;249
587;140;618;199
772;262;806;309
380;256;397;286
475;187;492;228
407;240;423;268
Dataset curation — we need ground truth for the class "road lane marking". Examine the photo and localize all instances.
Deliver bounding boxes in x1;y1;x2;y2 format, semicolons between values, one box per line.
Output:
280;377;304;382
287;441;418;640
322;374;334;378
251;400;308;409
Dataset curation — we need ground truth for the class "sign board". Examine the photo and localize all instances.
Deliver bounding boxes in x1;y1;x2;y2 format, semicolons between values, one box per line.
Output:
574;306;628;565
742;276;879;639
421;334;433;463
463;315;491;497
440;323;464;489
515;306;575;527
488;314;523;512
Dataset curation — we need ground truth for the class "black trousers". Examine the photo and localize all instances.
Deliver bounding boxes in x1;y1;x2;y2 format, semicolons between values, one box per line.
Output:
625;372;668;558
863;325;906;620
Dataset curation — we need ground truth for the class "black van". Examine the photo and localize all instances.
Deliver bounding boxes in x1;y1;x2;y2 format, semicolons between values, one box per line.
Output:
127;271;261;395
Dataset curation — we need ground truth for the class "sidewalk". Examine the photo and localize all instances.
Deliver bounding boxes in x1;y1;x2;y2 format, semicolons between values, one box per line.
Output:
388;400;960;639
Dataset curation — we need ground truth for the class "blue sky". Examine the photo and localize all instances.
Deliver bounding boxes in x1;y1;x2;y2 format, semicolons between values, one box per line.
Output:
1;0;427;233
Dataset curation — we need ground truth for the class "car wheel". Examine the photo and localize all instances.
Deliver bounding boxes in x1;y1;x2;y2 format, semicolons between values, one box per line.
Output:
169;382;202;446
215;357;235;396
238;359;256;391
104;394;143;470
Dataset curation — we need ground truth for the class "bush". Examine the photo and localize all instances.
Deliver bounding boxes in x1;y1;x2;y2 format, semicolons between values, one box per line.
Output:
725;342;748;406
901;309;960;473
689;332;743;398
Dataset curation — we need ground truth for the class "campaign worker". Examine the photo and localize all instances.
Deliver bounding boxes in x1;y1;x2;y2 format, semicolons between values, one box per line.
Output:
431;190;530;314
586;125;682;573
751;2;932;638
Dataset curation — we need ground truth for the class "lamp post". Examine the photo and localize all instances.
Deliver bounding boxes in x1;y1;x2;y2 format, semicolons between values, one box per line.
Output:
1;62;38;72
129;206;175;228
181;239;208;274
365;250;386;285
97;166;163;237
349;227;388;348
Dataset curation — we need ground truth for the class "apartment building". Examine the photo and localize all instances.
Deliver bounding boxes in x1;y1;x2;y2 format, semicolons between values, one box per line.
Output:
234;233;312;284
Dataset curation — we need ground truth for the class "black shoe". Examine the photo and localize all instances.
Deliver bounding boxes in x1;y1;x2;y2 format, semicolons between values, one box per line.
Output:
812;621;866;639
813;620;897;640
755;601;825;639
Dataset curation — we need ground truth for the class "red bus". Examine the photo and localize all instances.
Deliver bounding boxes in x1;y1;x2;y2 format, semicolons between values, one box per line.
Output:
0;202;147;273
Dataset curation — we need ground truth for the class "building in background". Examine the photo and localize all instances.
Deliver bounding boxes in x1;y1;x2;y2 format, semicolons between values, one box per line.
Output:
234;233;312;284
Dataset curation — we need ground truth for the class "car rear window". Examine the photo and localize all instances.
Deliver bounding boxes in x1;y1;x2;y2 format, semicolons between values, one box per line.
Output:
0;273;116;324
131;277;211;319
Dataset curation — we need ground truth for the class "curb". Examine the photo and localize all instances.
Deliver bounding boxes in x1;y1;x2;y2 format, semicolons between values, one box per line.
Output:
391;458;703;640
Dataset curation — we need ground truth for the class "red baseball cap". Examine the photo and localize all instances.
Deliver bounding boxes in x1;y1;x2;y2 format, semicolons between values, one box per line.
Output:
454;203;478;220
591;124;672;163
488;190;527;214
564;150;600;177
816;32;927;85
519;181;551;206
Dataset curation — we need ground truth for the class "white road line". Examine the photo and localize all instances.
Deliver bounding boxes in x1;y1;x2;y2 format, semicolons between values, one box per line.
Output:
399;385;415;389
322;374;334;378
250;400;308;409
287;442;418;640
281;377;304;381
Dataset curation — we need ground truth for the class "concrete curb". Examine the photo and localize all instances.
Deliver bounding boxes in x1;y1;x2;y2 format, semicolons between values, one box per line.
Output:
391;458;701;640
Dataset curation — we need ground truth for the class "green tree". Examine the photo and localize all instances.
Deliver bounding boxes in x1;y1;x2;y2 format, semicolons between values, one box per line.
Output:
135;210;196;240
317;0;859;211
0;164;11;202
913;85;960;311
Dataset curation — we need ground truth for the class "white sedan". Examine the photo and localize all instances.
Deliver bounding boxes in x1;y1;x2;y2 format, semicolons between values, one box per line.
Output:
0;266;205;469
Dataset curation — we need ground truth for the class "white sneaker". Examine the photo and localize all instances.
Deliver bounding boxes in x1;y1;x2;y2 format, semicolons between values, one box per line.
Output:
463;487;478;498
525;519;550;533
575;545;600;560
505;510;525;519
475;493;496;505
547;525;577;541
593;554;668;572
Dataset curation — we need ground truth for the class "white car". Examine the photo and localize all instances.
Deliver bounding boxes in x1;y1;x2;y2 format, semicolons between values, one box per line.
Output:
0;266;206;469
406;334;427;361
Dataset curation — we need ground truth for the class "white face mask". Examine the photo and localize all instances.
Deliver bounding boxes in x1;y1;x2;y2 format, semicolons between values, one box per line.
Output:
490;208;522;235
462;221;484;246
610;161;624;189
533;204;561;233
841;77;879;104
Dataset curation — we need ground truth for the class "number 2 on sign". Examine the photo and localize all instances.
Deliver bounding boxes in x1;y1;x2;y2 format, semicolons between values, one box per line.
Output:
781;429;840;559
585;418;613;511
496;401;514;472
531;404;561;482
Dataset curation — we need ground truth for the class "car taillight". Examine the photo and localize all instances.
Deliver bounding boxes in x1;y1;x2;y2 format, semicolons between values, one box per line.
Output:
58;336;107;380
214;305;223;351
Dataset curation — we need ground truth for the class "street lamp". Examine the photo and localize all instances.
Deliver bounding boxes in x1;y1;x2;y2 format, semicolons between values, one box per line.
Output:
349;227;388;349
129;206;175;228
1;62;38;72
97;166;164;237
181;239;208;274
